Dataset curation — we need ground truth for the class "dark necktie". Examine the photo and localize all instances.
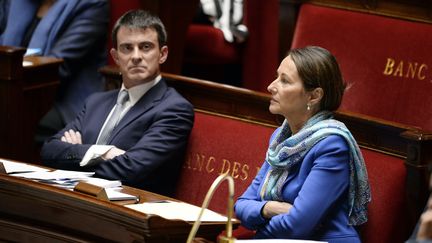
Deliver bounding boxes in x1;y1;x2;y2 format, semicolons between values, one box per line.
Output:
97;90;129;145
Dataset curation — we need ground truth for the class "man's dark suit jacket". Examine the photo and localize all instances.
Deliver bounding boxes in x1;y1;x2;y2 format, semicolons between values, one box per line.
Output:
41;80;194;196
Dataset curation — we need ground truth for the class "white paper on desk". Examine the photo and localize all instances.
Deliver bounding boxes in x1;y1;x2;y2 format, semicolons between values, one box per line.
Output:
235;240;327;243
126;200;229;222
10;169;94;180
84;177;122;188
0;159;49;174
105;188;138;201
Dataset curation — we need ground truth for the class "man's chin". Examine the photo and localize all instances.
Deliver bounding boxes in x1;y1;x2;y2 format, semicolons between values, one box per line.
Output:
127;73;149;81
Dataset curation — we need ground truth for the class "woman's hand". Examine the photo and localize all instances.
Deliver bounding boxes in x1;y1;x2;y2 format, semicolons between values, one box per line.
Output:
262;201;293;219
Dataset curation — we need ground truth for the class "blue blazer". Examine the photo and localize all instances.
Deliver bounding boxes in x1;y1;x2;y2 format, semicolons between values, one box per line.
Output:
41;80;195;196
234;129;361;243
0;0;109;122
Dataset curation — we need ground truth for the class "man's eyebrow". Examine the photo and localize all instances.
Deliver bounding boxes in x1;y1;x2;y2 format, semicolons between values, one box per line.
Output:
118;42;131;47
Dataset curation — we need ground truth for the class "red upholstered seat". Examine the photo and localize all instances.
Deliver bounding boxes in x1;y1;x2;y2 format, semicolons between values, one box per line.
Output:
185;25;241;64
175;111;275;214
183;0;279;91
360;148;408;243
291;4;432;131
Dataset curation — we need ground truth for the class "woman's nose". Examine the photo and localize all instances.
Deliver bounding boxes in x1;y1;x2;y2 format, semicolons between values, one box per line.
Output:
267;80;276;93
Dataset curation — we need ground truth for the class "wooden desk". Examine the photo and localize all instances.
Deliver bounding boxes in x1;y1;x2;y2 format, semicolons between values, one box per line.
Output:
0;46;62;163
0;160;227;242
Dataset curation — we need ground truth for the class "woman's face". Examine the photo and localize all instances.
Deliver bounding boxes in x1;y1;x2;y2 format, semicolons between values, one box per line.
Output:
267;56;310;119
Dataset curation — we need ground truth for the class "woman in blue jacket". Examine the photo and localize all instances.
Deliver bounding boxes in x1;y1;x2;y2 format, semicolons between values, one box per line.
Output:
234;46;371;243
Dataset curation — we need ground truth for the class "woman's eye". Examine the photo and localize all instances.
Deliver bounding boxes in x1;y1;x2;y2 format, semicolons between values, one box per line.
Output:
280;78;289;84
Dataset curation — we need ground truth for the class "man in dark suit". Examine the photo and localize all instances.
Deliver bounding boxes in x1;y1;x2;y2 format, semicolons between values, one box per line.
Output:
41;10;194;196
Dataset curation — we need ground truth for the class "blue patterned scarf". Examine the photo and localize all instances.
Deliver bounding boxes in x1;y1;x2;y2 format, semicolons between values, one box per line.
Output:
262;111;371;226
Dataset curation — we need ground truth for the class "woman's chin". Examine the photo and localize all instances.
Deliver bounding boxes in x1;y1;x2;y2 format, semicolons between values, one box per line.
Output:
268;106;279;115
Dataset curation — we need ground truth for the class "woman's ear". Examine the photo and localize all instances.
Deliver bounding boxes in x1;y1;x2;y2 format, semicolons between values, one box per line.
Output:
309;87;324;106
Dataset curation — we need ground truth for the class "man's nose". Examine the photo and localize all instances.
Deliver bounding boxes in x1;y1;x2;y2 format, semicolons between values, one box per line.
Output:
131;47;142;62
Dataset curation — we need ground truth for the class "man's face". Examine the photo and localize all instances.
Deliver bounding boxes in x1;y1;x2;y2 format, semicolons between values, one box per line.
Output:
110;26;168;88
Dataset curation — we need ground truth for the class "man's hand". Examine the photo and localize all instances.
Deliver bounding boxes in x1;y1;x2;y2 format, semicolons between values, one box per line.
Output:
261;200;293;219
417;196;432;240
101;147;125;160
417;209;432;240
61;129;82;144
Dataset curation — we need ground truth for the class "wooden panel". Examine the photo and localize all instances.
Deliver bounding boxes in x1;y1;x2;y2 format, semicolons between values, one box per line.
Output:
0;164;228;242
0;46;62;163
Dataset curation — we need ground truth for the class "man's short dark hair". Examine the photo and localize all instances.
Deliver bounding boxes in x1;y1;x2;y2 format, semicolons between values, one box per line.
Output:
111;10;167;49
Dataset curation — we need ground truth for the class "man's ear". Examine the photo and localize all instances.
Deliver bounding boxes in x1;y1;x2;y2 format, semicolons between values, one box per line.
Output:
159;46;168;64
309;87;324;106
110;48;119;64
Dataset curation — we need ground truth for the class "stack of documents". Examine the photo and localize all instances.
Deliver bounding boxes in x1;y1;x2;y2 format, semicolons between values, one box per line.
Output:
10;169;96;189
1;158;136;201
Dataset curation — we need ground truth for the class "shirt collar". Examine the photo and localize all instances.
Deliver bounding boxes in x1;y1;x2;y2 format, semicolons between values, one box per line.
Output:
120;75;161;106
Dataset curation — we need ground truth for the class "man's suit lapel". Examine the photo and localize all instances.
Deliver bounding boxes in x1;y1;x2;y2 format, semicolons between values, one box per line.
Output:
107;80;168;144
86;91;117;143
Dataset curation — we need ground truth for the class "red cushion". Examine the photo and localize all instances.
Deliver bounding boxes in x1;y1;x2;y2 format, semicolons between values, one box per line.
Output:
291;4;432;131
185;24;241;64
241;0;279;92
107;0;141;64
175;112;275;214
360;148;408;243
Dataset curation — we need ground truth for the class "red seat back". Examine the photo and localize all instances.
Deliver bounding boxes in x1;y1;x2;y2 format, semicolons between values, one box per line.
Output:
360;149;408;243
291;4;432;131
184;0;279;91
108;0;141;64
175;111;275;214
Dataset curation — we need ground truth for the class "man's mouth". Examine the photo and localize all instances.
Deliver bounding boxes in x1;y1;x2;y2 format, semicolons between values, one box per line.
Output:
129;66;145;71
